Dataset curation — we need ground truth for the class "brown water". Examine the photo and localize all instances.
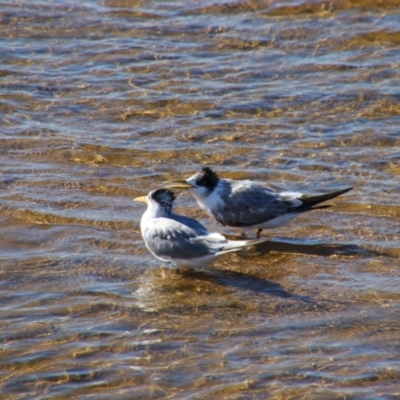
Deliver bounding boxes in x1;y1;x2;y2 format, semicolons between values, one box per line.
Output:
1;0;400;398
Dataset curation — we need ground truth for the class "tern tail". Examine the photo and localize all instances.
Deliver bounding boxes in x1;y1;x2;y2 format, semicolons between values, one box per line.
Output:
220;237;270;254
292;187;353;213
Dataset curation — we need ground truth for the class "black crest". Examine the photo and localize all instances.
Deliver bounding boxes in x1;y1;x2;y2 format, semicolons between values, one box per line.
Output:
195;167;219;192
151;188;176;210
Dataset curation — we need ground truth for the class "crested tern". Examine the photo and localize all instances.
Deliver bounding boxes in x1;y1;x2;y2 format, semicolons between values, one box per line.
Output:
165;167;353;238
134;188;268;269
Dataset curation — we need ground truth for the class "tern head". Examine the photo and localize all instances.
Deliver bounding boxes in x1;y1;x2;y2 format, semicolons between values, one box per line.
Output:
134;188;176;215
164;167;219;198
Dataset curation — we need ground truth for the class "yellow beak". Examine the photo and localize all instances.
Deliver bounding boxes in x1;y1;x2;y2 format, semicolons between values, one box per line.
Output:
163;179;194;189
133;196;148;203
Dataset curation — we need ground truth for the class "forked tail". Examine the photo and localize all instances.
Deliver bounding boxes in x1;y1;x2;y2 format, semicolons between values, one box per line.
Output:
292;187;353;213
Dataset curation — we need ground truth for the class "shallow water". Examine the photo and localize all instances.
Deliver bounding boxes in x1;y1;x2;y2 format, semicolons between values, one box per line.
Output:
1;0;400;398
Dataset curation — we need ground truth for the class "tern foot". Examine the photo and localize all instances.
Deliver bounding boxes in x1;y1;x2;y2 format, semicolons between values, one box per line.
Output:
256;229;263;239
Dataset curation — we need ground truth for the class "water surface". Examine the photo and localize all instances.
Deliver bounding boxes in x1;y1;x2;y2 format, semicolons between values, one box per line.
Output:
1;0;400;398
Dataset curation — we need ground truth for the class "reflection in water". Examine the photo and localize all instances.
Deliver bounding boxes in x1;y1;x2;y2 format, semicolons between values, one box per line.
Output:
252;237;382;258
133;266;303;313
1;0;400;398
133;236;373;313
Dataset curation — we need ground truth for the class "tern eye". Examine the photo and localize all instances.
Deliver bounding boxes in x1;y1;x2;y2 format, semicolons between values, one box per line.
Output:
193;167;219;192
196;177;206;187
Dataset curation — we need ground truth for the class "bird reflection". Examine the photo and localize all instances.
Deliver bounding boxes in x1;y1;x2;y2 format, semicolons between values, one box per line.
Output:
132;263;310;313
132;238;374;313
236;236;378;258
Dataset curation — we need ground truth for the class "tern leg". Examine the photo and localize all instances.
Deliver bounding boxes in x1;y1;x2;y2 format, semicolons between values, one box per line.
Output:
256;229;263;238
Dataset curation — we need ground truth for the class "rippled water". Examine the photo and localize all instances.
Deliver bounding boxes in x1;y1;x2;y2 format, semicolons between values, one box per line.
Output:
1;0;400;398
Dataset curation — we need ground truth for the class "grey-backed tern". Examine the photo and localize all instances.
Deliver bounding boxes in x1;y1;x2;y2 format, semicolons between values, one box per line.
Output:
165;167;353;238
134;188;268;269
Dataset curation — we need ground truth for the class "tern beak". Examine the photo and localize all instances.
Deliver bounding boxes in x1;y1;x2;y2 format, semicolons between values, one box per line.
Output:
163;179;194;189
133;196;148;203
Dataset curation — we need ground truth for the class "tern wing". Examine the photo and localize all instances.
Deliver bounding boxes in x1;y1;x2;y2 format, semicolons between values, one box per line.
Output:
171;212;209;235
216;181;296;227
143;217;216;260
289;187;353;213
